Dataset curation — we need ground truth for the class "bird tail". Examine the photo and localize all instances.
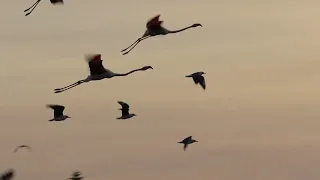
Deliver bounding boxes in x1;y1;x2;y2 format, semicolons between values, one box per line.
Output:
185;75;192;77
48;119;55;121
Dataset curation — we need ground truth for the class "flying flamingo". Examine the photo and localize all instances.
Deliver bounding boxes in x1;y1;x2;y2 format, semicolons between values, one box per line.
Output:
24;0;63;16
121;14;202;55
54;54;153;93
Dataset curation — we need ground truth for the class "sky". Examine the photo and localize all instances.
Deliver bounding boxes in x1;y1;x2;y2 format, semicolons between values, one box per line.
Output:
1;0;320;180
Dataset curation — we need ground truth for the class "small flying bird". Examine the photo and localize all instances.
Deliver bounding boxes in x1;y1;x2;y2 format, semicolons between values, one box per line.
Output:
121;14;202;55
185;71;206;90
46;104;70;121
13;145;32;153
117;101;136;120
0;169;15;180
54;54;153;93
24;0;63;16
178;136;198;151
68;171;84;180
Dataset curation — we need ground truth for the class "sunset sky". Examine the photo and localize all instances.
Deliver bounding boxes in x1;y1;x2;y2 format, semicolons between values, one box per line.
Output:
1;0;320;180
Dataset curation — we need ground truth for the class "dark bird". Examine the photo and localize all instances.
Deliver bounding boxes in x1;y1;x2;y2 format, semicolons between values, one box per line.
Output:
46;104;70;121
54;54;153;93
24;0;63;16
121;14;202;55
178;136;198;151
117;101;136;120
185;71;206;90
0;169;15;180
68;171;84;180
13;145;32;153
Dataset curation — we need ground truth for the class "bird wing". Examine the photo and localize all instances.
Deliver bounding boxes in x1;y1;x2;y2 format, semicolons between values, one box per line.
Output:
198;75;206;89
0;169;15;180
86;54;106;76
117;101;130;110
12;147;19;153
22;145;32;150
192;77;199;84
183;143;188;151
183;136;192;142
13;145;31;153
47;104;65;117
50;0;64;4
146;14;163;30
121;108;130;117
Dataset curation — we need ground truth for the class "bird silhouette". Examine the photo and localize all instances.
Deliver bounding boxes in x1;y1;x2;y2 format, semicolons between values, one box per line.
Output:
117;101;136;120
178;136;198;151
54;54;153;93
68;171;84;180
121;14;202;55
24;0;63;16
185;71;206;90
13;145;32;153
46;104;70;121
0;169;15;180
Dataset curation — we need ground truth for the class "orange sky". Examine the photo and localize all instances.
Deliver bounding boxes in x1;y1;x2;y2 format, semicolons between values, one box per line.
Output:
1;0;320;180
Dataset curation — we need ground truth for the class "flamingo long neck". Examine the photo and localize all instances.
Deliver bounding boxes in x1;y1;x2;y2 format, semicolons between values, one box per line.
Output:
168;25;194;34
113;68;142;76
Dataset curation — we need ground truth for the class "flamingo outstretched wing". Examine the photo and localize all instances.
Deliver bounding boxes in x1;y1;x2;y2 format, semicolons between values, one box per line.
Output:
50;0;64;4
146;14;163;30
86;54;106;75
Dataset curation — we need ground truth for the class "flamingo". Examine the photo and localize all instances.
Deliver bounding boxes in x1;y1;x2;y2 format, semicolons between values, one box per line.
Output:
121;14;202;55
117;101;136;120
178;136;198;151
0;169;15;180
54;54;153;93
185;71;206;90
24;0;63;16
13;145;32;153
46;104;70;121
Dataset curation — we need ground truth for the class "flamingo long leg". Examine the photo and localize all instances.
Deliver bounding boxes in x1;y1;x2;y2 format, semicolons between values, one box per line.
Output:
25;5;38;16
25;0;40;16
54;83;80;93
24;0;41;12
121;35;151;53
54;81;82;91
122;36;151;55
54;81;84;93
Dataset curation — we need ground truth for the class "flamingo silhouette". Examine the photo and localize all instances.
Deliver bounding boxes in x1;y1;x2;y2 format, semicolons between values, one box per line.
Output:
24;0;63;16
54;54;153;93
121;14;202;55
